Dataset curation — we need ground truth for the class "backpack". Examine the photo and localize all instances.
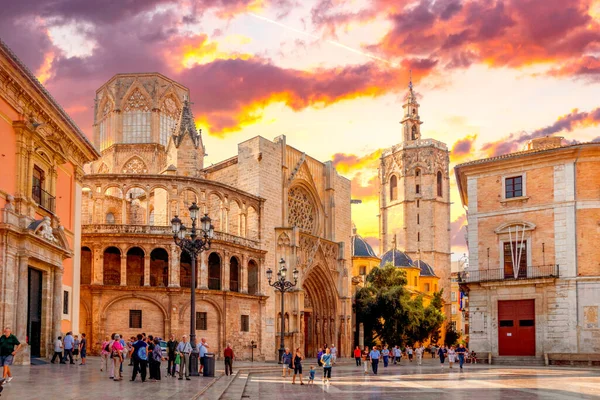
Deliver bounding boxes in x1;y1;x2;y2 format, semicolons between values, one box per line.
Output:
137;345;147;361
104;342;110;353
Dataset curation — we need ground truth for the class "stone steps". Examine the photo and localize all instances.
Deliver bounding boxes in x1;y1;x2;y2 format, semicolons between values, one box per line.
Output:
492;356;546;366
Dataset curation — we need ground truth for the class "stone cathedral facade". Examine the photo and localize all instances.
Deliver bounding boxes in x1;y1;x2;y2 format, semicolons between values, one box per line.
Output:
378;81;452;310
79;73;352;360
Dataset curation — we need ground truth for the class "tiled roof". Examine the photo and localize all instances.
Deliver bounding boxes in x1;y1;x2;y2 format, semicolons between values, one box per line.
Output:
414;260;436;277
352;235;378;258
0;38;99;158
379;249;414;268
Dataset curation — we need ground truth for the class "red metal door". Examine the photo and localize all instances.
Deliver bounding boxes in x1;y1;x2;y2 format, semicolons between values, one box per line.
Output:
498;299;535;356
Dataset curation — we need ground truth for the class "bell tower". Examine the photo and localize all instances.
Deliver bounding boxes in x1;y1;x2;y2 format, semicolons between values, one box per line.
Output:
401;71;423;142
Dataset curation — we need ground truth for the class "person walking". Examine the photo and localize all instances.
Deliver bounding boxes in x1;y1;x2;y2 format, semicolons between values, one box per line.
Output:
223;343;234;376
281;348;292;378
130;334;148;382
167;334;178;377
448;346;457;369
407;346;413;362
100;335;111;372
353;346;362;366
382;345;390;368
149;338;163;381
330;344;337;365
176;335;192;380
0;328;21;383
51;336;63;364
438;345;447;368
292;348;304;385
79;333;87;365
62;331;75;364
110;334;124;381
456;344;467;370
369;346;381;375
393;346;401;364
362;346;370;374
320;348;333;384
316;347;324;367
431;344;438;359
415;345;424;366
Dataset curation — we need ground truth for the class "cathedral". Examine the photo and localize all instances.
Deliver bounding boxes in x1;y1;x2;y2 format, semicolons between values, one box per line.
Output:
376;79;452;312
78;73;352;360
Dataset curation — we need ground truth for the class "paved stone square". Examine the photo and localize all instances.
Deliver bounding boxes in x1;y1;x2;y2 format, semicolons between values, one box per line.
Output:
1;357;599;399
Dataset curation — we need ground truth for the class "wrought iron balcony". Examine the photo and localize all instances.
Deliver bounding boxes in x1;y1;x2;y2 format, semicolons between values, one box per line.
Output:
32;186;56;213
458;264;559;284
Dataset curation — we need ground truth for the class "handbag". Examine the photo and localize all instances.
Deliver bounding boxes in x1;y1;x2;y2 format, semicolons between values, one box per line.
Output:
175;353;181;365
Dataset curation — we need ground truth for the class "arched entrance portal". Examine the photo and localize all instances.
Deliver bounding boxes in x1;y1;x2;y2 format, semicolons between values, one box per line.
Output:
302;264;338;357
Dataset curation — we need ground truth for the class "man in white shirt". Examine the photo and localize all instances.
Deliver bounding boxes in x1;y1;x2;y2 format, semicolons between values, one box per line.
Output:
51;336;63;364
176;336;192;380
330;345;337;364
393;346;402;364
415;345;424;365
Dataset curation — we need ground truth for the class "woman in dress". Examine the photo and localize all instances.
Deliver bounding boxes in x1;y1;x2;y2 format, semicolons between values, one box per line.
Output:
292;348;304;385
447;346;457;369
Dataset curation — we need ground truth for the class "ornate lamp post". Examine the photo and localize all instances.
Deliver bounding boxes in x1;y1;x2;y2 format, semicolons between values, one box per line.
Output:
171;202;214;376
267;258;298;364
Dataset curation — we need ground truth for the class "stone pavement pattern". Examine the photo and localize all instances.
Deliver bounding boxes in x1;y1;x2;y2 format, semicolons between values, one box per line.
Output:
2;357;600;399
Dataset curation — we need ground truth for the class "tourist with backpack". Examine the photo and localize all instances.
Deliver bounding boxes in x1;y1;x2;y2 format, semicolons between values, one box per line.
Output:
100;335;110;372
130;334;148;382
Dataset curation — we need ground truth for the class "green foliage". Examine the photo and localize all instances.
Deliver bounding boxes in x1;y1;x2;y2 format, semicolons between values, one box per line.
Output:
355;263;445;347
444;322;460;346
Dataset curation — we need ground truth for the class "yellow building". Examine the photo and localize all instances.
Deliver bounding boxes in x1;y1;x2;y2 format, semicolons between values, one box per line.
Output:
351;226;380;293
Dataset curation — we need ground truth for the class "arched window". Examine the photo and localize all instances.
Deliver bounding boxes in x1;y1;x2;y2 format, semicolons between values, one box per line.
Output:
123;89;151;143
106;212;115;224
411;125;418;140
208;253;221;290
150;248;168;287
126;247;145;286
389;175;397;201
229;257;239;292
103;247;121;286
160;97;179;147
81;247;92;285
359;266;367;275
413;276;417;286
437;171;443;197
415;168;420;177
180;252;192;288
248;260;259;295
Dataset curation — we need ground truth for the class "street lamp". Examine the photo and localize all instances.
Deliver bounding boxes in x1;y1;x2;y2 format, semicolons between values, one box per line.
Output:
171;203;214;376
267;258;298;364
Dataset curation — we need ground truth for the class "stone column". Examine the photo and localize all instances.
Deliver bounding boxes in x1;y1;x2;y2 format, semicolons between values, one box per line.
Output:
53;269;63;339
92;248;103;285
223;253;230;291
241;254;248;294
199;251;208;289
120;255;127;286
144;255;150;286
169;245;179;287
16;255;30;363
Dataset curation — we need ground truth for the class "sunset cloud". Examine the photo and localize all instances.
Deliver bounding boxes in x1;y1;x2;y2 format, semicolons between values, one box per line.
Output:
450;134;477;162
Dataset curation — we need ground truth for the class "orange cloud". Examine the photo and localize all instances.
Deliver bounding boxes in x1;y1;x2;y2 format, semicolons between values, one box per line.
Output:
450;134;477;162
332;149;382;174
36;51;55;84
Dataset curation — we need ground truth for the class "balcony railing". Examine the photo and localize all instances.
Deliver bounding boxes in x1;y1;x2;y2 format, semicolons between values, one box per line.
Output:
32;186;55;213
458;264;559;284
81;224;261;250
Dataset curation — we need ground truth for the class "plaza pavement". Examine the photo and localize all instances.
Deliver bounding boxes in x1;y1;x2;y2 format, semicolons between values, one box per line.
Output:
1;356;599;399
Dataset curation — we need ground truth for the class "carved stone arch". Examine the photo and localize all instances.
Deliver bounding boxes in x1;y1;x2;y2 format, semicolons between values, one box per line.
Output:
158;89;182;117
287;182;323;235
97;91;115;119
102;244;124;254
411;161;429;175
120;80;152;112
121;156;148;174
494;221;536;234
35;148;53;165
178;296;224;323
277;232;291;247
207;190;225;203
124;244;147;256
53;226;70;250
149;183;170;193
101;294;168;320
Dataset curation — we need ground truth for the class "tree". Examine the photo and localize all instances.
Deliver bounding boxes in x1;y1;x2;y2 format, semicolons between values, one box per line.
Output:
355;264;445;346
444;322;460;346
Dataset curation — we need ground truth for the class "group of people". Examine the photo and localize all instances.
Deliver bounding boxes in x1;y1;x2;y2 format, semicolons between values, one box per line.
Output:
51;332;87;365
281;343;341;385
98;333;215;383
351;343;472;373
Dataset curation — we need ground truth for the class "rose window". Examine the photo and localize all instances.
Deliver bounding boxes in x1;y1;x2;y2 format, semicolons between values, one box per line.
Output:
288;186;316;233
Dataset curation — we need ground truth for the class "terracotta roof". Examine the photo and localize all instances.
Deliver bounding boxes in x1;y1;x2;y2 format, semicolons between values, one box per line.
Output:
0;38;100;158
455;141;600;169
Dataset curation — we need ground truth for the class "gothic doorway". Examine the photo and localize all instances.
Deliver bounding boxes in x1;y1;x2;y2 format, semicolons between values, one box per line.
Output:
302;264;337;358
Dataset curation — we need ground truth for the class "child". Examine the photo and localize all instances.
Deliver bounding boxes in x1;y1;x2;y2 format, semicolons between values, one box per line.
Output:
73;335;80;361
308;366;315;385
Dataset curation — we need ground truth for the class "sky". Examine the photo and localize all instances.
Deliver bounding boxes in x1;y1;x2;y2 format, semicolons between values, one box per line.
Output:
2;0;600;261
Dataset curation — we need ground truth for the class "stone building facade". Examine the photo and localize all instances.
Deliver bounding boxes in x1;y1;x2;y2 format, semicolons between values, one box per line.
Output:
0;39;99;364
455;137;600;358
80;73;352;360
378;80;451;311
